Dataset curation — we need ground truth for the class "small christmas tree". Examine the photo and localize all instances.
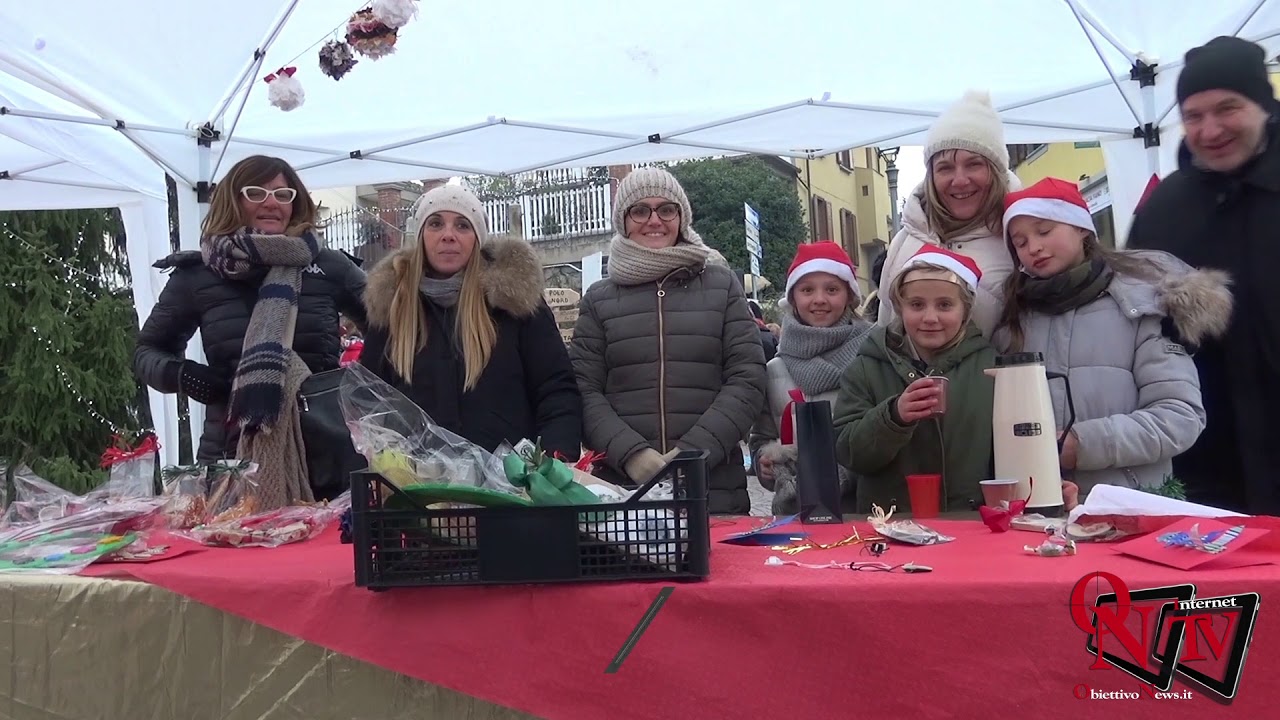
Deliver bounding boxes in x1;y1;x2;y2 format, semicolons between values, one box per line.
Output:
0;209;145;494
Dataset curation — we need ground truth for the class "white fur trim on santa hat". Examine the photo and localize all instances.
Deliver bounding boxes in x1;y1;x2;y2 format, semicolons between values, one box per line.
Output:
901;251;978;291
1002;197;1097;237
784;258;860;299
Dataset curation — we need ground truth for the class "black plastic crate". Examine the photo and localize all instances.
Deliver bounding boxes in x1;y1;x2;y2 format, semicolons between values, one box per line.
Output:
349;449;711;588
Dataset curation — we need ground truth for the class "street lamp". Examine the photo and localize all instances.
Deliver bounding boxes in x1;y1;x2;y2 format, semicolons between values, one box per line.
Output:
877;146;901;235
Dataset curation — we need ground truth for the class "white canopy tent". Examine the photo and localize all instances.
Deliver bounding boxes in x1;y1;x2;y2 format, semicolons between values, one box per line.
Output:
3;0;1279;463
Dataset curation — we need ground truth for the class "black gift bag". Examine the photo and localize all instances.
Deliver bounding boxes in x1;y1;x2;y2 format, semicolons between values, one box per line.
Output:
794;400;843;524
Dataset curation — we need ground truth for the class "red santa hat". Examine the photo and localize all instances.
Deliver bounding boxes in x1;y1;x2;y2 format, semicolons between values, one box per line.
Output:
784;241;860;301
1002;177;1097;238
896;245;982;293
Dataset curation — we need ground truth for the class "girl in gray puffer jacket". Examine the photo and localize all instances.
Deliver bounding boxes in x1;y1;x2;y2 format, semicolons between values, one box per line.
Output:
995;177;1233;501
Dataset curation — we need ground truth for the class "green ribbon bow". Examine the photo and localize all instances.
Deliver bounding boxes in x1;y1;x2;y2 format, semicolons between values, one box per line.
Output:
503;451;601;507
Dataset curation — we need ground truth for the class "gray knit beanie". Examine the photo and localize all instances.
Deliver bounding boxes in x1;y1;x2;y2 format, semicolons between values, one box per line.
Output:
924;89;1010;174
612;166;703;243
407;184;490;245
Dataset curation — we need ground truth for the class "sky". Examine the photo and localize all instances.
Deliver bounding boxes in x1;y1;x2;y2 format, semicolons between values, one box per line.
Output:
894;146;925;210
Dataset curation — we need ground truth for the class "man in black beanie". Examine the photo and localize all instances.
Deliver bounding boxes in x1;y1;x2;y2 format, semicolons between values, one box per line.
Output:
1128;36;1279;515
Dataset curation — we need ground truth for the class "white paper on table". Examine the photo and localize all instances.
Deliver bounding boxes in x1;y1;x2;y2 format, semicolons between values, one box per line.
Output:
1067;485;1248;523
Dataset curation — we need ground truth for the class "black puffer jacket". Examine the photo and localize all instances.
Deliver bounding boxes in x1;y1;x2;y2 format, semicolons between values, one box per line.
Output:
134;249;367;460
358;238;583;460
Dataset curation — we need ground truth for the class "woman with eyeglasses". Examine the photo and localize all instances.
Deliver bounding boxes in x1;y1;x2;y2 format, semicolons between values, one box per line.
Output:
570;167;766;514
134;155;367;473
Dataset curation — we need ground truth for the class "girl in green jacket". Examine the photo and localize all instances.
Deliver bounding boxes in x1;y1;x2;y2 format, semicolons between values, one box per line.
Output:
833;245;996;513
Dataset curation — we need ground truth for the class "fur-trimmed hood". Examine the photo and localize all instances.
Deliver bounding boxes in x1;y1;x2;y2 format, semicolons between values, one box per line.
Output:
363;237;545;329
1107;250;1233;347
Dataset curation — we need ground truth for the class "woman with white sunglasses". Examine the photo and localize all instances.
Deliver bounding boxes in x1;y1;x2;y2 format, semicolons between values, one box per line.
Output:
134;155;366;483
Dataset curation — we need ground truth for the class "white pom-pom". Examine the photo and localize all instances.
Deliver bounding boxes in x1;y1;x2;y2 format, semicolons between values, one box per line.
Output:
372;0;419;29
266;68;305;112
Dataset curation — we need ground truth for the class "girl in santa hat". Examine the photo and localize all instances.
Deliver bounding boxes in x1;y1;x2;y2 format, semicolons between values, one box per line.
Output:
833;245;996;514
995;177;1233;502
877;89;1022;338
749;241;873;515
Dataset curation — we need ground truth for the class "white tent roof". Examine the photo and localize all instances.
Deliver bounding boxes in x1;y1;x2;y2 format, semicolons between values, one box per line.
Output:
3;0;1279;464
4;1;1279;190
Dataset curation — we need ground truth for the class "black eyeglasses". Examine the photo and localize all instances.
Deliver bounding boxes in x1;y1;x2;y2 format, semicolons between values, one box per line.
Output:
241;186;298;203
627;203;680;223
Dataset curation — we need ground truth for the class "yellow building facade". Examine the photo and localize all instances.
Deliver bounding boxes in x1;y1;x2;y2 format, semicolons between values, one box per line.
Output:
792;148;894;296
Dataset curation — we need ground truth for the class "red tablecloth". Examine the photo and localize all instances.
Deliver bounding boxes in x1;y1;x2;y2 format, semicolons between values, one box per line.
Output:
87;518;1280;719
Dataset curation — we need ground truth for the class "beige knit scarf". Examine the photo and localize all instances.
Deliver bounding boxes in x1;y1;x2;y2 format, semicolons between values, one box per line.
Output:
606;233;713;286
235;352;316;511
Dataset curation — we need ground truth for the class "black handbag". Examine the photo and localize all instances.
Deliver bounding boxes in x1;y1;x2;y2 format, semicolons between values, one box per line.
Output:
298;368;366;500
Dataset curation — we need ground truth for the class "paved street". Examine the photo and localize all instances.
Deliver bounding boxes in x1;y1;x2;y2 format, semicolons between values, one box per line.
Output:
747;475;773;516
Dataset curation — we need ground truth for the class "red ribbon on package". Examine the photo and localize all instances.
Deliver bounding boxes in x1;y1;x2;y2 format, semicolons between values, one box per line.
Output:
99;433;160;468
778;388;807;445
263;66;297;84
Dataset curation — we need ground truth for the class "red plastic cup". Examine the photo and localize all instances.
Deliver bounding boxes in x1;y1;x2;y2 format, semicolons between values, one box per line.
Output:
906;474;942;518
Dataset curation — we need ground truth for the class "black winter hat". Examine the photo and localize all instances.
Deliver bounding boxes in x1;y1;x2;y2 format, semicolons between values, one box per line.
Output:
1176;36;1275;109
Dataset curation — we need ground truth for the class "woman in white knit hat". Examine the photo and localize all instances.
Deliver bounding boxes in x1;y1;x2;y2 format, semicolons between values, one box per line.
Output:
569;166;766;514
877;89;1022;338
359;184;584;461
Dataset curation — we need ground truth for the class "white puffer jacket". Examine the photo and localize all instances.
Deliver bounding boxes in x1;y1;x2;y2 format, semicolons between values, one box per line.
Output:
877;176;1021;338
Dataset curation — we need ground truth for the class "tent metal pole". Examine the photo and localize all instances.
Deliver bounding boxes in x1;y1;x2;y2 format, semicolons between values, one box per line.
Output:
501;120;638;139
1064;0;1141;124
118;128;196;187
1064;0;1137;63
660;99;814;139
0;106;196;136
356;155;501;176
357;120;503;156
508;100;817;174
658;138;809;159
5;158;64;176
504;138;650;175
207;0;302;125
13;175;132;192
810;100;939;118
230;136;357;154
997;78;1113;112
815;115;1130;157
211;49;269;179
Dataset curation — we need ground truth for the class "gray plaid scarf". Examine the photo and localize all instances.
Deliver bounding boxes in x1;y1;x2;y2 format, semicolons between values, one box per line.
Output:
201;228;320;430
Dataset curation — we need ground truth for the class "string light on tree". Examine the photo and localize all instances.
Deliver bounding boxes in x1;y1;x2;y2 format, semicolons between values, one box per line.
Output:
24;324;145;436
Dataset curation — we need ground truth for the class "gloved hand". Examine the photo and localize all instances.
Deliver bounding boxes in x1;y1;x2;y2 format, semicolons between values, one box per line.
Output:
624;447;680;483
180;361;231;405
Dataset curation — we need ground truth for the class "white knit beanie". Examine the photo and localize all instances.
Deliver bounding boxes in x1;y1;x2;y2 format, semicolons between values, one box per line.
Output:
924;90;1010;174
407;184;490;245
612;166;703;243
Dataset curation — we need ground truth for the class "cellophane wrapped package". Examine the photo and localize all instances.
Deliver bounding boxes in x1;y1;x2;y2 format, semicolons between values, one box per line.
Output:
338;362;516;494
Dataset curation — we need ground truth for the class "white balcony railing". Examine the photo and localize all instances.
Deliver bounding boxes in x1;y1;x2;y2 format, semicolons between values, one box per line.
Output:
483;182;613;242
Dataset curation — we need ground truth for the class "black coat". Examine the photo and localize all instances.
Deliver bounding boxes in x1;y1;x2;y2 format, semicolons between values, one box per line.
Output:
358;238;583;461
1127;115;1280;514
134;248;367;460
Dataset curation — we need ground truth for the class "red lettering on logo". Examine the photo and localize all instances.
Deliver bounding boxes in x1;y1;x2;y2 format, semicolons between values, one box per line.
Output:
1069;572;1157;670
1180;611;1238;663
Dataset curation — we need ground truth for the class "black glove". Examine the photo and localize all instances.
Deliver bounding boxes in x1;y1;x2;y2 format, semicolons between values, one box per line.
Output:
180;361;231;405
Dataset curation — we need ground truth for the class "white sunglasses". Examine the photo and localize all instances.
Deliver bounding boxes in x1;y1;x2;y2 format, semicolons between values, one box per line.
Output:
240;186;298;203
